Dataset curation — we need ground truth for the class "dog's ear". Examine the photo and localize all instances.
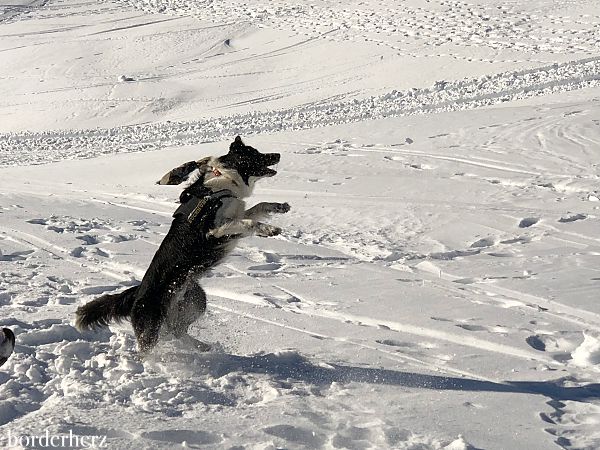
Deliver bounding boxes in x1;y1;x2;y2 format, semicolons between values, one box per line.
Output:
229;136;245;152
157;158;210;185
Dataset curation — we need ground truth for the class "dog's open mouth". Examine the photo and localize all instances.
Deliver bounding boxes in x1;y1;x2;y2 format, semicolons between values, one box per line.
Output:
263;153;280;177
264;167;277;177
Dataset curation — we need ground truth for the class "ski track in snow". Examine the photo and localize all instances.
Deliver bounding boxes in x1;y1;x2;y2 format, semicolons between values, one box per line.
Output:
1;57;600;167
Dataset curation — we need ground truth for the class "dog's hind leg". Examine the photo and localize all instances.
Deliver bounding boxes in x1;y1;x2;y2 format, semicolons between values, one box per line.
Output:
169;279;207;336
131;297;163;354
166;275;211;351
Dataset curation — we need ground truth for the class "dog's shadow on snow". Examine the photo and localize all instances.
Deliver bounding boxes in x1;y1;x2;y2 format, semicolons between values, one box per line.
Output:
156;350;600;402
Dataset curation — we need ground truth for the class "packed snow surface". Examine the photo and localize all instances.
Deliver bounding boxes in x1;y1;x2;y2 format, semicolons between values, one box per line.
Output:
1;0;600;449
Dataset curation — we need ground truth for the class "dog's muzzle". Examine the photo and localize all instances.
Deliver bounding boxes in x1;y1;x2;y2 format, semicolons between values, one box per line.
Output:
264;153;280;176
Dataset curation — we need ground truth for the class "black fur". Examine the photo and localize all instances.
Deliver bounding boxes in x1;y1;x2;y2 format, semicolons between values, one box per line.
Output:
76;188;235;352
75;286;138;329
75;137;285;354
220;136;280;184
0;327;15;367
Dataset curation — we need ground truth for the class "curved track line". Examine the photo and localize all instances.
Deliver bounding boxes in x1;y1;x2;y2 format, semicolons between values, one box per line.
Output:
87;197;172;217
352;145;543;176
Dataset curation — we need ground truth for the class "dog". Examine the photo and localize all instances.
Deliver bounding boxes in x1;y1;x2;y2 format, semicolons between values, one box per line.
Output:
75;136;290;353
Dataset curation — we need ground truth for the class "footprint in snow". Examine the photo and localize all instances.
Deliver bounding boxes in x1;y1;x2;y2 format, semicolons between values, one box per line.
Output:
456;323;511;333
525;332;581;362
127;219;161;231
518;217;539;228
118;75;135;82
558;213;587;223
70;247;85;257
470;237;496;248
27;216;111;233
455;324;487;332
105;234;137;243
500;236;532;245
376;339;417;348
263;425;326;448
77;234;100;245
71;246;111;258
525;335;547;351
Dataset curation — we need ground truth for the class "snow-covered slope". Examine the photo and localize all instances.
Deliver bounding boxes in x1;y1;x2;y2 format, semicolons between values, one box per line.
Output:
1;0;600;449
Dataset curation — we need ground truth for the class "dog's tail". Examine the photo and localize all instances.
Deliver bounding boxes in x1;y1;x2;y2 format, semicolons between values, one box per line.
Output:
75;286;138;331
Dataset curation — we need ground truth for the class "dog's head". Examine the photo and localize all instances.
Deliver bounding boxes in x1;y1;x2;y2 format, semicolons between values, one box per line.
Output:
159;136;280;198
203;136;280;197
217;136;280;181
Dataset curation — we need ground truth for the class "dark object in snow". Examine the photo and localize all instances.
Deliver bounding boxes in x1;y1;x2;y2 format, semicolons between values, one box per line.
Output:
0;328;15;368
118;75;135;82
518;217;539;228
558;213;587;223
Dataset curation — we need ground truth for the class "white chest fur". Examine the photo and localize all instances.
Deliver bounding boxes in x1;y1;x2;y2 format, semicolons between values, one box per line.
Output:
213;197;246;227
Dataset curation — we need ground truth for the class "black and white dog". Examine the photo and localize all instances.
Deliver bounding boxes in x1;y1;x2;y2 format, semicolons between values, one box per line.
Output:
76;136;290;353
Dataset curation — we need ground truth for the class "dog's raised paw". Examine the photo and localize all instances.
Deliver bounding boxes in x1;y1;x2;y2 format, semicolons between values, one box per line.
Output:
256;223;282;237
273;202;291;214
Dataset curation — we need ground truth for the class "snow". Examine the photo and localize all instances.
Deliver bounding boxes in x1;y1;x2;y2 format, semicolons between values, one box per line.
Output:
571;331;600;369
1;0;600;448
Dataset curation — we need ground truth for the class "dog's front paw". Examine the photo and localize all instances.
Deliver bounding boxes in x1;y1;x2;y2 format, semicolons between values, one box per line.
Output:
272;202;291;214
256;223;282;237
